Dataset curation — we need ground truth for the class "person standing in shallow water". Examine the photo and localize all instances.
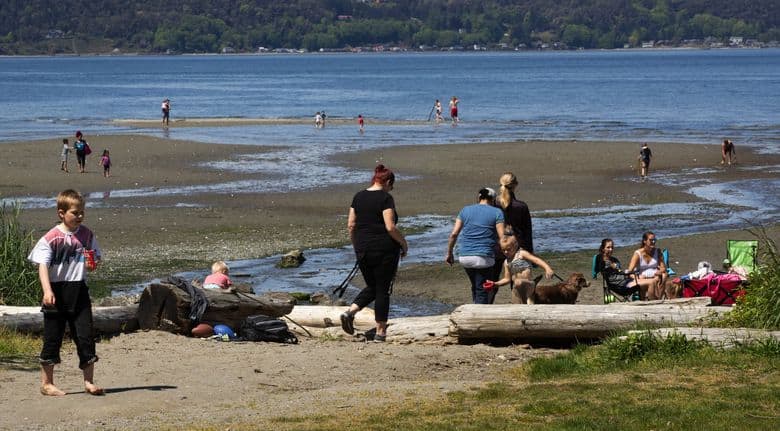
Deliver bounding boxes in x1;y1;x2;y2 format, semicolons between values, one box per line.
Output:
340;164;408;342
161;99;170;126
449;96;459;125
639;142;652;181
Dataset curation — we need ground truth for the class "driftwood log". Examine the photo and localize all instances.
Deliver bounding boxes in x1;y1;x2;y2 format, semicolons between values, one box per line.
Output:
293;315;456;345
628;327;780;348
137;282;294;334
449;302;733;341
0;305;139;335
284;305;376;328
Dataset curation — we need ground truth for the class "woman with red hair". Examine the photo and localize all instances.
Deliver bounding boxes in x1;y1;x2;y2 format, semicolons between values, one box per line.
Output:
340;164;408;342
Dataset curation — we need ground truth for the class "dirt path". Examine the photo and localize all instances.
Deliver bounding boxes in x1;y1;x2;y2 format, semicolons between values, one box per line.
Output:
0;331;557;430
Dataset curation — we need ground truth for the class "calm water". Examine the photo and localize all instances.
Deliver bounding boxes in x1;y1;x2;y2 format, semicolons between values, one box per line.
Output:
2;51;779;314
1;50;779;148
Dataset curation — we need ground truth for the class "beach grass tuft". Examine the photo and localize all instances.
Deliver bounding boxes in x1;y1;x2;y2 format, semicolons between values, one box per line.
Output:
717;227;780;329
0;203;39;306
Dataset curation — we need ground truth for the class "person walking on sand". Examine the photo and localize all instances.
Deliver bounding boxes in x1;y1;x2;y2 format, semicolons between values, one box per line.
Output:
495;172;535;302
721;139;736;165
638;142;652;181
98;149;111;178
358;114;365;133
340;164;408;342
161;98;171;126
446;188;506;304
60;139;71;173
449;96;459;125
73;131;90;174
27;189;104;396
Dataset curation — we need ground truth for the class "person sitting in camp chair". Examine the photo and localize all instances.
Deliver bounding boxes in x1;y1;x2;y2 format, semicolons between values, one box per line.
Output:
626;231;668;300
593;238;643;303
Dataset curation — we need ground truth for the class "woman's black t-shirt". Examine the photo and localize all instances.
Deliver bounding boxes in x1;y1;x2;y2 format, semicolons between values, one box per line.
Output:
351;189;399;254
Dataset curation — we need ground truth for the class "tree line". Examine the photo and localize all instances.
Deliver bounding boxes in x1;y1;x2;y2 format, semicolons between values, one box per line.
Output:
0;0;778;54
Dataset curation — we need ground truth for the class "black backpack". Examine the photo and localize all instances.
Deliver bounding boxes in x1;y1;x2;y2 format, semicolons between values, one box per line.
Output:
240;314;299;344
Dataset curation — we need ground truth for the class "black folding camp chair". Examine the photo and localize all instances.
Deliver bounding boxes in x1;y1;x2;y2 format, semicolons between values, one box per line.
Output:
592;255;639;304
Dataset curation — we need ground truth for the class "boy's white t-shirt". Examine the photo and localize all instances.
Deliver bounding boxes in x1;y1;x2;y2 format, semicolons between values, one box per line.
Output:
28;225;101;283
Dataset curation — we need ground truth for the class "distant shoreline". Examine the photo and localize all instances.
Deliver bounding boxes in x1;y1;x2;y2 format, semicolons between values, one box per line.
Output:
1;46;775;59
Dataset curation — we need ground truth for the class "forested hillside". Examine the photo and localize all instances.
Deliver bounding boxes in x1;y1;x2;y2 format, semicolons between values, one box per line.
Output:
0;0;777;54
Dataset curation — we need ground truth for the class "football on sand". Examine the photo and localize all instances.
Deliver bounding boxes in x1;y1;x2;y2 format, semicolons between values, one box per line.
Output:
191;323;214;337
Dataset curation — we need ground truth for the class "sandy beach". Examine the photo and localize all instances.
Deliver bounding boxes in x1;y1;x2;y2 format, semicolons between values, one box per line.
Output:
1;132;779;429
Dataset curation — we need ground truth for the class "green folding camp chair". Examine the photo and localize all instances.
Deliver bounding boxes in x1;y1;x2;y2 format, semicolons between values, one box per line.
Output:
726;240;758;274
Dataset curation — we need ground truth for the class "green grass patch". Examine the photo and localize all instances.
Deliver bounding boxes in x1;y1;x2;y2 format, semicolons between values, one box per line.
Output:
0;327;40;371
180;333;780;431
716;227;780;330
0;203;39;306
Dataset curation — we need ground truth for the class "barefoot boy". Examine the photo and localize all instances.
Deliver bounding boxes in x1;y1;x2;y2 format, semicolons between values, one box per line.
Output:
27;189;104;396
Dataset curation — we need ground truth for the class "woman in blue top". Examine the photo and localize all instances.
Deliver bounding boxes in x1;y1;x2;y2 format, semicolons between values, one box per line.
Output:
446;188;506;304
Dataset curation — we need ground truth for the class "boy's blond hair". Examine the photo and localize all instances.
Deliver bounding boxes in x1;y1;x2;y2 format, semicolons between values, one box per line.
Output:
57;189;85;212
211;260;229;274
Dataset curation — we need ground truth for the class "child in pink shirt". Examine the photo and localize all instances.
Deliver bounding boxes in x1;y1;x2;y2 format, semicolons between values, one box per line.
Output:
203;260;233;291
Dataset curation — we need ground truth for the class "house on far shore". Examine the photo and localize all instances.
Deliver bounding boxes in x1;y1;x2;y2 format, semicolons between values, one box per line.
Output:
729;37;744;46
641;41;655;48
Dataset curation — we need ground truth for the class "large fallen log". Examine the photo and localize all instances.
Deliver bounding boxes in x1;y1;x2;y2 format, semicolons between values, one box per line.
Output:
294;315;455;345
137;282;294;334
284;305;376;328
449;303;732;341
628;327;780;348
0;305;139;335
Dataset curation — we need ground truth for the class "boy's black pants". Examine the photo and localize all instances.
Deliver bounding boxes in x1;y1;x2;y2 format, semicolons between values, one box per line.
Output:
40;281;98;369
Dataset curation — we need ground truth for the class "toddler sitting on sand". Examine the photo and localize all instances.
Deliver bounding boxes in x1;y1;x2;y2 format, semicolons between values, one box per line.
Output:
203;260;233;291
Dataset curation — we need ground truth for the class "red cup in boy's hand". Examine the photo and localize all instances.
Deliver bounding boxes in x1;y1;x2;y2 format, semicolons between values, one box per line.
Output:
483;280;495;291
84;249;97;271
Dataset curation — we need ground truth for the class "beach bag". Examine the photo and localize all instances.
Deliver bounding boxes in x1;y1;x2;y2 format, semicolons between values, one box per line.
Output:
240;314;298;344
680;273;744;305
84;143;92;155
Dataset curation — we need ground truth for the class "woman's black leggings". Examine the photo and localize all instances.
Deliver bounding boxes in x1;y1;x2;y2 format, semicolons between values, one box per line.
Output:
353;250;400;322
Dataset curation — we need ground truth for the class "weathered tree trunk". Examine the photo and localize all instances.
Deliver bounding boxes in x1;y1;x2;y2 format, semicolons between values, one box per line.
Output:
0;305;139;335
296;315;455;345
629;327;780;348
137;282;294;334
284;305;376;328
618;297;713;306
449;303;733;341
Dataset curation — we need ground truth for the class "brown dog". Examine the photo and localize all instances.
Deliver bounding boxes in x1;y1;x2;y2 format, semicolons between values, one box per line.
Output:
528;272;590;304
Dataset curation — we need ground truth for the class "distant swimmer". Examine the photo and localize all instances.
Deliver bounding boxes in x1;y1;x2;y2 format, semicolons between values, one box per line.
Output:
314;111;323;128
449;96;459;125
161;98;171;126
358;114;365;133
435;99;443;123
